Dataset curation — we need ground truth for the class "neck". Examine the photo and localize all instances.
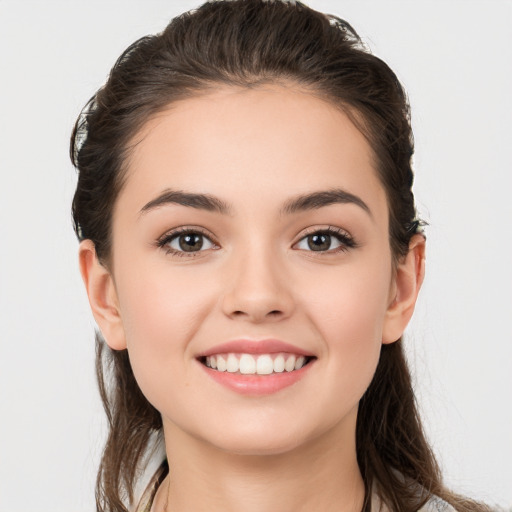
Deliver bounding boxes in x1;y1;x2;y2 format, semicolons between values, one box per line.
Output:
153;409;365;512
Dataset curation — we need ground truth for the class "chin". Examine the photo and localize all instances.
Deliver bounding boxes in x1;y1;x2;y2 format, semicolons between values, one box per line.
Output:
196;412;333;458
213;432;309;457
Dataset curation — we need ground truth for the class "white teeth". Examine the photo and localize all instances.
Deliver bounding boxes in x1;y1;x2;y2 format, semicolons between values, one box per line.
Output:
239;354;256;374
273;355;285;373
205;352;310;374
284;355;296;372
256;354;273;375
295;356;306;370
226;353;239;373
216;355;227;372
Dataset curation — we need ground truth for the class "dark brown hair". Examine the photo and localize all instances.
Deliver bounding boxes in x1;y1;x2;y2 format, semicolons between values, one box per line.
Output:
70;1;489;511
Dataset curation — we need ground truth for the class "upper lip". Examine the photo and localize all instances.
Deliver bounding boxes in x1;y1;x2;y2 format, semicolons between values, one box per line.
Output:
197;339;316;358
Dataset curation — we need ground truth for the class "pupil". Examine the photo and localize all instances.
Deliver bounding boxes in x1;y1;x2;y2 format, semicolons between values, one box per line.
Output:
179;234;203;252
308;234;330;251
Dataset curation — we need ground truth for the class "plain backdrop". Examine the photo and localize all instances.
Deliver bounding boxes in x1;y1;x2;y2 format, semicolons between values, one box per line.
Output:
0;1;511;511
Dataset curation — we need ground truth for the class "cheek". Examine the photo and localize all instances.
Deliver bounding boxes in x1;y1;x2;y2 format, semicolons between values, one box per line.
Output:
114;262;219;401
119;261;216;339
296;254;392;389
302;255;391;336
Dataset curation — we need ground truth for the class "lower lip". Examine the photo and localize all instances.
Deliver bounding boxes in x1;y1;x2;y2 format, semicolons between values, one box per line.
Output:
199;360;314;395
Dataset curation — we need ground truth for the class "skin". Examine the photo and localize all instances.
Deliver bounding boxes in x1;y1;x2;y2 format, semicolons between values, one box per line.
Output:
80;84;425;512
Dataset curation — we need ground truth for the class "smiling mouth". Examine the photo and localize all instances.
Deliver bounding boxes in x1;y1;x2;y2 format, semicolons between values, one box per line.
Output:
199;353;316;375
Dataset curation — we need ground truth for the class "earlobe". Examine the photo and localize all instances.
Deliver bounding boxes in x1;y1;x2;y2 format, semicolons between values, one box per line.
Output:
78;240;127;350
382;234;426;344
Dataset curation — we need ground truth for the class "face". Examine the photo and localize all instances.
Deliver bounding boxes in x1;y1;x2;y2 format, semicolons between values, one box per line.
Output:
103;85;402;455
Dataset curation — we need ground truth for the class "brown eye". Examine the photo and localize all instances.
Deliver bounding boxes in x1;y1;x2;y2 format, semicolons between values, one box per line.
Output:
294;228;355;253
307;233;331;251
163;231;216;254
178;233;204;252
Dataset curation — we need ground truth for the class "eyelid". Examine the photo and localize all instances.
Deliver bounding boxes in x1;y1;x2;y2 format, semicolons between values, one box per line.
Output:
293;225;357;252
297;225;352;239
156;226;219;256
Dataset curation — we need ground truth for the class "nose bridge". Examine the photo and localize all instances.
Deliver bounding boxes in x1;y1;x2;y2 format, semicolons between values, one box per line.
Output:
221;238;293;322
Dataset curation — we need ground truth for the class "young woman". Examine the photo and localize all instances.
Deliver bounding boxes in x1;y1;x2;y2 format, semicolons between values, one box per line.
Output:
70;1;491;511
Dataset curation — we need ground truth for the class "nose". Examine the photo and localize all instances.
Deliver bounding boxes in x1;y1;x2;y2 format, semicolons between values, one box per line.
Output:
221;248;295;323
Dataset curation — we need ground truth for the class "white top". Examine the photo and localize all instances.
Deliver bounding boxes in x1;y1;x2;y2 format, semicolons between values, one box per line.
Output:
371;489;456;512
418;496;457;512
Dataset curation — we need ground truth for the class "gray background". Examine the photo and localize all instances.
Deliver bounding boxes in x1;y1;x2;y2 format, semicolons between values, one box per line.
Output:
1;1;511;510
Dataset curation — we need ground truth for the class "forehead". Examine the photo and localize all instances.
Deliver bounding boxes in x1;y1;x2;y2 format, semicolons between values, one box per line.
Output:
119;84;387;220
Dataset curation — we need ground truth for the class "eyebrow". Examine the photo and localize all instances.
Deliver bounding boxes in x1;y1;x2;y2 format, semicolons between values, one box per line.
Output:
139;187;371;218
281;188;372;217
140;189;231;216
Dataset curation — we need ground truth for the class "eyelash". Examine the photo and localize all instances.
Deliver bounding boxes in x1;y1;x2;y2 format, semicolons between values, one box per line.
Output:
156;226;357;257
294;226;357;255
156;227;219;257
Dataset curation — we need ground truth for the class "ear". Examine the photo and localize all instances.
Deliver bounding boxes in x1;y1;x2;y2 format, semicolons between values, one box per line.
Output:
382;234;426;344
78;240;127;350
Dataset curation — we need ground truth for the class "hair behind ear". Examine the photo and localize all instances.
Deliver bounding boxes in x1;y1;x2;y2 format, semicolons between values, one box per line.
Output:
357;341;441;510
95;333;162;512
357;342;491;512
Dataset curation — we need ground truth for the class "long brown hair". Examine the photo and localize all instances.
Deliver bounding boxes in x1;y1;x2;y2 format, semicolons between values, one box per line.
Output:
70;2;490;511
